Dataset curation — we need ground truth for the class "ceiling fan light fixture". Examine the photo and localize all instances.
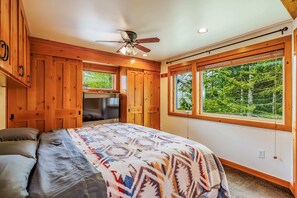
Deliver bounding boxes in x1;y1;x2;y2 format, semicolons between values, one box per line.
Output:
143;54;148;57
119;46;126;55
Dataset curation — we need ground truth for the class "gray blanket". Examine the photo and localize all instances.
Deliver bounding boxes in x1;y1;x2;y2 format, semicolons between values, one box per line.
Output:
28;129;107;198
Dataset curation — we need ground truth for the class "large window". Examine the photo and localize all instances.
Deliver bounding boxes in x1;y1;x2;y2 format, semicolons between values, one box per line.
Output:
202;53;283;121
168;36;292;131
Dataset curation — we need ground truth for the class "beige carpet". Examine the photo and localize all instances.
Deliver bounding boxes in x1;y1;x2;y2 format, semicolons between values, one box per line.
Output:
223;165;293;198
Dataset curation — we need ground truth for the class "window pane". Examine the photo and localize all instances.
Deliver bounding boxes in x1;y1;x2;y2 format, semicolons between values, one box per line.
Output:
202;57;283;120
175;72;192;111
83;71;114;89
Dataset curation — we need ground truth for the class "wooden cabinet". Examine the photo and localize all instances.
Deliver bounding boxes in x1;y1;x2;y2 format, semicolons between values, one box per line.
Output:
17;2;30;86
121;68;160;129
0;0;14;73
7;55;82;132
0;0;30;87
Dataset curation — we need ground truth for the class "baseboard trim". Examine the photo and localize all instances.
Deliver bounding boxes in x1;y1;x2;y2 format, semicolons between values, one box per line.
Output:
219;158;291;189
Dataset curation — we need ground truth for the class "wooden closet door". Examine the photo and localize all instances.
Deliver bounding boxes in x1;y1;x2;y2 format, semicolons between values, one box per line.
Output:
7;54;52;132
127;69;144;125
144;71;160;129
52;57;82;129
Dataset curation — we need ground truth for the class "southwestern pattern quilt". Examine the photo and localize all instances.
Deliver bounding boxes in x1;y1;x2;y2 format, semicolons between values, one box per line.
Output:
68;123;230;198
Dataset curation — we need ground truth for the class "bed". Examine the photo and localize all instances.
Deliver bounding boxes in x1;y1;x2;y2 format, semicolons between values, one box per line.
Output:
0;124;230;198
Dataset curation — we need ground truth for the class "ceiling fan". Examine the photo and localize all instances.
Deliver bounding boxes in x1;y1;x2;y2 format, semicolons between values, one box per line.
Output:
95;30;160;55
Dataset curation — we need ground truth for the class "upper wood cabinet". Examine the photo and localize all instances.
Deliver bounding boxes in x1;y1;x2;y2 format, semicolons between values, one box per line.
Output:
17;1;30;86
0;0;30;87
0;0;14;73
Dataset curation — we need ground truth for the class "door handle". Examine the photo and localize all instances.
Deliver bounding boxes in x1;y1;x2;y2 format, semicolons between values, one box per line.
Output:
0;40;9;61
18;65;24;77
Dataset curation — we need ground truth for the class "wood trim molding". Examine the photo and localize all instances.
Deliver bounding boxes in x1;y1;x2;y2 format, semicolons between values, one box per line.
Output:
293;28;297;197
30;37;161;72
281;0;297;19
219;158;291;189
167;36;292;131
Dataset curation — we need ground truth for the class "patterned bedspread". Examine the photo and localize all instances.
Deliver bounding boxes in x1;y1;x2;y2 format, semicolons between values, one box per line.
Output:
68;123;229;198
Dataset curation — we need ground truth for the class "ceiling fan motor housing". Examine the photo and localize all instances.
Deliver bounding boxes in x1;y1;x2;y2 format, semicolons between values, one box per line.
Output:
125;31;137;42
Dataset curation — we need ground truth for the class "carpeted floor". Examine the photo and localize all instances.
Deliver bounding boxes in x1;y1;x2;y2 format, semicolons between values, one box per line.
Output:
223;165;293;198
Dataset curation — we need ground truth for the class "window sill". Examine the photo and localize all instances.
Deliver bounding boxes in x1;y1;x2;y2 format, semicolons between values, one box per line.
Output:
168;112;291;132
83;89;119;93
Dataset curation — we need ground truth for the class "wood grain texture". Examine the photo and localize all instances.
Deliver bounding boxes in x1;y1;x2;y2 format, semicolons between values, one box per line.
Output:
293;28;297;197
0;0;13;73
8;55;82;132
30;37;161;72
281;0;297;19
144;71;160;129
127;69;144;125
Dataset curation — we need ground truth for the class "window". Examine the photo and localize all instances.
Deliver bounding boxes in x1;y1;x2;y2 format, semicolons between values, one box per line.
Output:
83;71;115;90
175;72;192;111
201;52;284;122
168;36;292;131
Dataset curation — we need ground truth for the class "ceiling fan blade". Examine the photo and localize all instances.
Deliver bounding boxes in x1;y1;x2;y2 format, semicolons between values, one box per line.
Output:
135;44;151;53
95;40;125;43
135;37;160;43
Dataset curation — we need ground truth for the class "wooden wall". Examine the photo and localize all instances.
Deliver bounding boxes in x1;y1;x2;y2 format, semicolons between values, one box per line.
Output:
8;55;82;132
7;38;160;132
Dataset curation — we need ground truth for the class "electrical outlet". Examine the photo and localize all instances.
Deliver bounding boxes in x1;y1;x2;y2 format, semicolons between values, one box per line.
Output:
258;150;265;159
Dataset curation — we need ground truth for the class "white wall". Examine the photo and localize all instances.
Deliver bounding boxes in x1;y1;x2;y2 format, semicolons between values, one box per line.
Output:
0;87;6;129
293;18;297;30
160;21;294;182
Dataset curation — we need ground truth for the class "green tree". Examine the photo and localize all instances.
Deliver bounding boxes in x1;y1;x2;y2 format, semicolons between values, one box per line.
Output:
83;71;113;89
176;72;192;110
202;58;283;120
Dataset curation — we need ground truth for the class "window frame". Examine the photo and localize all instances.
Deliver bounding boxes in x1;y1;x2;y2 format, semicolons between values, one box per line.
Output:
168;36;292;131
83;63;120;93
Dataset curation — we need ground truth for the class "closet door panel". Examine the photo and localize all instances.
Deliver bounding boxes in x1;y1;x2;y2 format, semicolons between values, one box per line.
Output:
52;58;82;129
7;55;51;132
127;69;144;125
8;55;82;132
144;71;160;129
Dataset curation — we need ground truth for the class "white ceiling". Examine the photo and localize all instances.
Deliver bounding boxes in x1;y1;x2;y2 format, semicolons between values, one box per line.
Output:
23;0;291;62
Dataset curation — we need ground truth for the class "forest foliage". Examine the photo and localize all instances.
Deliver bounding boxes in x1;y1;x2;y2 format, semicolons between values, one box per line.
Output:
176;58;283;120
83;71;113;89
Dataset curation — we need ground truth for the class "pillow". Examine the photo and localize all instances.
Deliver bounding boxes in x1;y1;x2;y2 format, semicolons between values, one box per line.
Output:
0;155;36;198
0;128;39;141
0;140;38;159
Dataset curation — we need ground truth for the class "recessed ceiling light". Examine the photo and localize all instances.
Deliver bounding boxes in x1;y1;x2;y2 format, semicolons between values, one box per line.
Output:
198;28;208;33
143;54;148;57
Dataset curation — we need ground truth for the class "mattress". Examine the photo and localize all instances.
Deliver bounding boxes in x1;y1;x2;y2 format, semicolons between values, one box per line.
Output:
68;123;230;197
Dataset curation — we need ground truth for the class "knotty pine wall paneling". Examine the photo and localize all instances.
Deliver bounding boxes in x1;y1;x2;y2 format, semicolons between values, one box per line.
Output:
127;69;144;125
7;55;82;132
52;57;82;129
144;71;160;129
8;54;51;131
